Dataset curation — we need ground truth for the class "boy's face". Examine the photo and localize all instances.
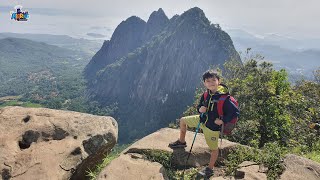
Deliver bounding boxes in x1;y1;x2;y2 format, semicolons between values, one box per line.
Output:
203;77;220;92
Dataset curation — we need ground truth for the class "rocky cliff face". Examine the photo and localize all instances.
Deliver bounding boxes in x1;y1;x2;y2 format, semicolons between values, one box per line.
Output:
84;7;240;142
84;8;169;79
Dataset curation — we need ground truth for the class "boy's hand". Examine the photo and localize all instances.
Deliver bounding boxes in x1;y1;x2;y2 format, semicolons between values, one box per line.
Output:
214;119;223;125
199;106;207;113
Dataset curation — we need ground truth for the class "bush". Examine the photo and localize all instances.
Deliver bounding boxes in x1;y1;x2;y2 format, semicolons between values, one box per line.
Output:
225;142;285;180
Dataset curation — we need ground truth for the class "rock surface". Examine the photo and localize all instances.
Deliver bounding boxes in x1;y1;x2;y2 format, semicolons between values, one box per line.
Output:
98;128;320;180
280;154;320;180
0;106;118;180
98;128;237;179
235;161;267;180
98;154;167;180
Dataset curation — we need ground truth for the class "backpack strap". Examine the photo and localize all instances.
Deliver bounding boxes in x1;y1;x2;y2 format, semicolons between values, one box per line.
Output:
217;94;229;119
203;90;209;107
204;91;208;101
200;91;210;119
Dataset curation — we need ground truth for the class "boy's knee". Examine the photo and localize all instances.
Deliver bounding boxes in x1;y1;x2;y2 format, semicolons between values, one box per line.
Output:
180;117;186;125
211;149;219;153
179;118;187;129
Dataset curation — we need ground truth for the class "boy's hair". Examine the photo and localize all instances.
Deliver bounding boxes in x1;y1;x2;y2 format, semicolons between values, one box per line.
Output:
202;70;220;82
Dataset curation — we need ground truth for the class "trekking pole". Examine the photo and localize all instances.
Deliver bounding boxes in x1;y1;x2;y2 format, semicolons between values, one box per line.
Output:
219;124;224;162
181;93;208;179
182;120;201;178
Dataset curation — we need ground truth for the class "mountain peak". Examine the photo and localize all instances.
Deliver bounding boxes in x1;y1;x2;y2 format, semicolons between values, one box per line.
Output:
181;7;206;19
111;15;146;41
175;7;210;28
144;8;169;41
123;16;146;25
147;8;168;24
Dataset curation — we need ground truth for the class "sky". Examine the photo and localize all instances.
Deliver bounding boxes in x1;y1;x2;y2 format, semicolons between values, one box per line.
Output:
1;0;320;40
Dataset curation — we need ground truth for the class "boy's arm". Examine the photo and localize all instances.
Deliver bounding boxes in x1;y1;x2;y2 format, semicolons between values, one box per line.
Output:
222;97;239;123
197;94;205;113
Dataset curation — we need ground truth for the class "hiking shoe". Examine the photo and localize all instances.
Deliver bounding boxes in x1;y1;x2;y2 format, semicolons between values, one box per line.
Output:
168;139;187;148
197;167;214;178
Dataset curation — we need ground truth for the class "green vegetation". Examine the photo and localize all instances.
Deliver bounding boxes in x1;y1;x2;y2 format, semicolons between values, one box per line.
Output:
0;96;42;108
305;150;320;163
139;149;199;179
0;100;42;108
86;144;130;180
0;67;116;116
86;148;201;180
0;38;85;97
226;143;285;180
25;75;118;116
0;38;117;116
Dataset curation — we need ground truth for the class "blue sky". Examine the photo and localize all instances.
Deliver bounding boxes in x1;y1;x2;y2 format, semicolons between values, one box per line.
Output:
1;0;319;40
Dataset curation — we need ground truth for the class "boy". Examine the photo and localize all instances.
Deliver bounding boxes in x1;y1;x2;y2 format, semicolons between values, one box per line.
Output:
169;71;240;178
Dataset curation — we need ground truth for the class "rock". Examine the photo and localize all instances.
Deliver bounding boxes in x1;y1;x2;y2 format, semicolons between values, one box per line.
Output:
0;106;118;180
95;128;320;180
98;128;238;179
211;177;235;180
125;128;237;167
238;161;259;167
280;154;320;180
235;161;267;180
97;154;167;180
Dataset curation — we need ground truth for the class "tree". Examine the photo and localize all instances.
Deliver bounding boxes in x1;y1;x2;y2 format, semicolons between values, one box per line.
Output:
227;60;292;147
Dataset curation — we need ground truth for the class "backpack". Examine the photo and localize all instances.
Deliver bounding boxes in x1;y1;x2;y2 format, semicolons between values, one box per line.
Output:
203;84;239;135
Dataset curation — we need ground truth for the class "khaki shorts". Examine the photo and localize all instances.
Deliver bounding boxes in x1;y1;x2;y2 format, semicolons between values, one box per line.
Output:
182;115;220;150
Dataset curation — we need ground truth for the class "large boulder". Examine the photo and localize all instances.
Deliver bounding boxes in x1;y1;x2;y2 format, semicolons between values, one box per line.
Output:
280;154;320;180
97;128;320;180
124;128;238;167
0;106;118;180
98;128;238;179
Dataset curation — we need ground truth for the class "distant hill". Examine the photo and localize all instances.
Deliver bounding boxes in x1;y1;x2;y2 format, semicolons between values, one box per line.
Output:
227;29;320;51
84;7;240;142
86;33;106;38
0;33;102;55
227;29;320;80
0;37;89;97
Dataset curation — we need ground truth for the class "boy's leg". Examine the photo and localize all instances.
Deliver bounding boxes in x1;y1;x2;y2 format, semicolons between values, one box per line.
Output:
169;115;200;148
203;128;219;167
179;117;187;143
179;115;200;141
208;149;218;169
199;127;219;176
